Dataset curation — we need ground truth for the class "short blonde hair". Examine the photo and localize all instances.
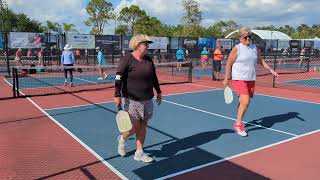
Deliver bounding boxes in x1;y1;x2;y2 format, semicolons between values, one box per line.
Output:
239;27;252;37
129;34;152;50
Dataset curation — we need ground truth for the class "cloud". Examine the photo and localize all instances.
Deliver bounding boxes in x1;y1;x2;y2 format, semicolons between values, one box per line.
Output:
6;0;320;34
7;0;89;32
114;0;182;25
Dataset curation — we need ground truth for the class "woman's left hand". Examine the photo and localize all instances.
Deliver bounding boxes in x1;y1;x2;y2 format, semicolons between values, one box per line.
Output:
270;69;279;78
156;93;162;105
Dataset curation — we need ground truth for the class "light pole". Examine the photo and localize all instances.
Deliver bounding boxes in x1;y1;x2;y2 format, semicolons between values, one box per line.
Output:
113;12;118;35
0;0;3;31
271;31;274;53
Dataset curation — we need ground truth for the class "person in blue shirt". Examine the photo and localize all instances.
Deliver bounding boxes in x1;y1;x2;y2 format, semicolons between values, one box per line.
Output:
61;44;75;86
176;48;184;71
96;47;109;80
201;47;210;70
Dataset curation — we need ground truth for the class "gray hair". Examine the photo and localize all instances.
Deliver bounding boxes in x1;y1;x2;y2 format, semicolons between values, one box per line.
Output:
239;27;252;37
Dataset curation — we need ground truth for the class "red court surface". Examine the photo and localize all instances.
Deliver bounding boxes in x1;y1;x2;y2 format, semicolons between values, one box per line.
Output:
1;74;320;179
1;76;14;100
0;95;120;180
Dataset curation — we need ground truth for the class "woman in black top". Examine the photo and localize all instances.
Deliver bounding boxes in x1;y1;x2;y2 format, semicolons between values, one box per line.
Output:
114;34;162;163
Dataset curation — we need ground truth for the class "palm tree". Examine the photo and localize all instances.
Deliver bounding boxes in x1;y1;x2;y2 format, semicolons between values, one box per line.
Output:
63;23;77;33
45;21;61;33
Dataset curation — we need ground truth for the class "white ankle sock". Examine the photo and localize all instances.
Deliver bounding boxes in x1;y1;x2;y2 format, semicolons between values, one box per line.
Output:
136;149;143;154
119;136;126;143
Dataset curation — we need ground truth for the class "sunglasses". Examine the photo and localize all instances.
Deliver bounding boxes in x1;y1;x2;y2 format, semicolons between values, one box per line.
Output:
139;42;149;46
243;35;252;40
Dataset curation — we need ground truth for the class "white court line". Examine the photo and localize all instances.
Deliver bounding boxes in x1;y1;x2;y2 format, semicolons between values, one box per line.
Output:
45;88;219;111
73;77;99;84
4;78;12;86
44;100;115;111
156;128;320;180
190;83;320;105
163;99;298;137
27;98;128;180
4;80;128;179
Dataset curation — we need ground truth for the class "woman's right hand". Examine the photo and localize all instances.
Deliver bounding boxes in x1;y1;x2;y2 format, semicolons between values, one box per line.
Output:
114;97;122;108
222;79;229;87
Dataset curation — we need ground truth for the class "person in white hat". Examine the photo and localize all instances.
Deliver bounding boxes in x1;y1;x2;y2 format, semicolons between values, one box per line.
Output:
61;44;76;86
96;47;109;80
115;34;161;163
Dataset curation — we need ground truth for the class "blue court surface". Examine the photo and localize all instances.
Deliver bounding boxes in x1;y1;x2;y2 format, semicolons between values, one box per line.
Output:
282;78;320;88
45;90;320;179
8;74;115;89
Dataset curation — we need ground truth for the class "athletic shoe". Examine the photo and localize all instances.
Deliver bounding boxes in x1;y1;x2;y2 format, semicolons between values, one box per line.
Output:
98;77;103;80
69;83;74;87
104;74;109;80
117;135;126;157
234;122;248;137
64;81;68;86
134;151;153;163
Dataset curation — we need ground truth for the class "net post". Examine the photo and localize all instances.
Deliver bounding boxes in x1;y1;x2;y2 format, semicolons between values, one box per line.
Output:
171;61;174;76
212;59;215;81
272;55;277;88
12;67;16;98
188;61;193;83
15;68;20;97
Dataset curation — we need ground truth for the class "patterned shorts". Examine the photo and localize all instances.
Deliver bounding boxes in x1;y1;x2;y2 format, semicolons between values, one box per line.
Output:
123;98;154;121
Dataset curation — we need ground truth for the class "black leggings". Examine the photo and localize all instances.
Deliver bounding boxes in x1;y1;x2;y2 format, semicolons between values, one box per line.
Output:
63;64;74;82
213;60;222;72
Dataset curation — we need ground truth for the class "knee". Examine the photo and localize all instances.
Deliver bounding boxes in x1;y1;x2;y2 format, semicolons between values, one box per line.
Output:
136;121;148;134
133;122;141;133
240;97;250;107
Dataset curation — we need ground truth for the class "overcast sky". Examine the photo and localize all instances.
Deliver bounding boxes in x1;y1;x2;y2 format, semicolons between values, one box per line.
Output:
6;0;319;34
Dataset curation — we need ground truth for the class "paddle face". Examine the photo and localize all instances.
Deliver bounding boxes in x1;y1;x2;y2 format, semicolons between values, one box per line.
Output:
116;110;132;133
224;86;233;104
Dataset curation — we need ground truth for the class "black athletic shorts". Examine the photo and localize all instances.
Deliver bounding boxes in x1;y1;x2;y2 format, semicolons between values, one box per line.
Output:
213;60;222;72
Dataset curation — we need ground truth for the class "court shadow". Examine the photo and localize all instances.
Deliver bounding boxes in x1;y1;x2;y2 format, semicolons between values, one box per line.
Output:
146;129;234;158
246;112;305;133
134;148;270;180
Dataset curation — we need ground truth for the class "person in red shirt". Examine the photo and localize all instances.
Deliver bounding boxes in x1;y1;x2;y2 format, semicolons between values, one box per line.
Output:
213;41;224;80
15;48;23;66
75;49;81;62
37;49;44;66
27;49;33;62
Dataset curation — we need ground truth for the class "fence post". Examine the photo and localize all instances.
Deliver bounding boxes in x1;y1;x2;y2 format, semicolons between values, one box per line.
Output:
188;61;193;83
93;49;96;65
112;41;115;65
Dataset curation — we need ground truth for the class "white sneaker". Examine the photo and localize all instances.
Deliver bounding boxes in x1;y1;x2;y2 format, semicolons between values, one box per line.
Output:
134;151;154;163
117;135;126;157
98;77;103;80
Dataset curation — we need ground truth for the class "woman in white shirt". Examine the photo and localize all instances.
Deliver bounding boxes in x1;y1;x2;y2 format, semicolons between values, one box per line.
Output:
223;27;279;137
